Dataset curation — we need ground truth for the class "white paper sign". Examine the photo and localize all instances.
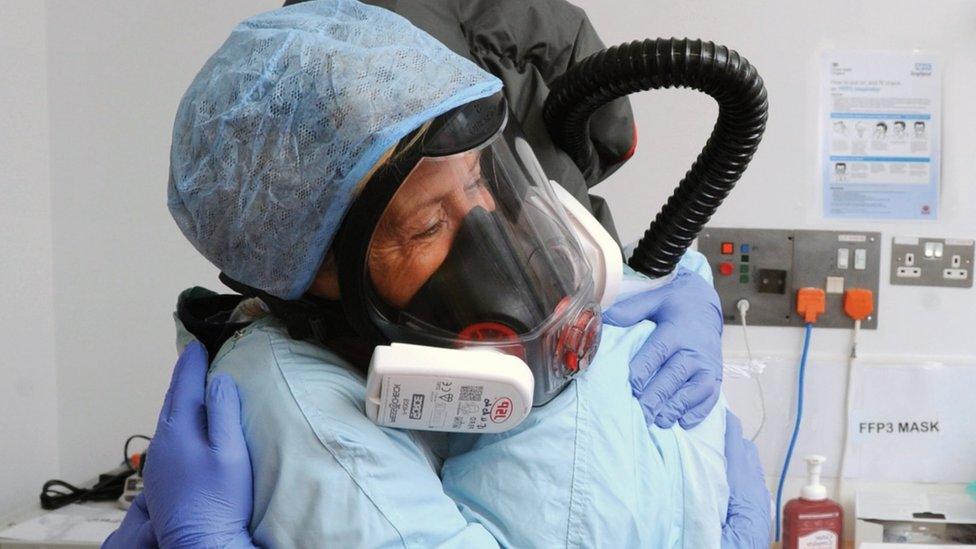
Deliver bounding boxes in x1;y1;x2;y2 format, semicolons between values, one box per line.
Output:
842;362;976;483
821;50;941;219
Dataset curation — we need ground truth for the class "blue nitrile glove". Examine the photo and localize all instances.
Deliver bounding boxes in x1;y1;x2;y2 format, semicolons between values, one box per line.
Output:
142;341;257;549
602;266;724;428
102;493;157;548
722;411;772;549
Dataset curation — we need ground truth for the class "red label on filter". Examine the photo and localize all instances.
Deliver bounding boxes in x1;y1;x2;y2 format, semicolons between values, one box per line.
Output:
490;397;512;422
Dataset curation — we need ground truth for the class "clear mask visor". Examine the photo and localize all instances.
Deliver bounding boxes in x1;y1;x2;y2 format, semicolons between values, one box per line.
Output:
363;123;601;404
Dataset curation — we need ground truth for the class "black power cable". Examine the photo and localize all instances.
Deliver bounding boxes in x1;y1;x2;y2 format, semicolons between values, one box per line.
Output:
124;434;151;472
39;434;150;510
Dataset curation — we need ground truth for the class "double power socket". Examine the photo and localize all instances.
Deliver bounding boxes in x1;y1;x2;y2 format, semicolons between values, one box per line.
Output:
891;237;974;288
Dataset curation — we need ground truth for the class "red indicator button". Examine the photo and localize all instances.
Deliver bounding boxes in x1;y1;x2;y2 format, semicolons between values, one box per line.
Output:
719;262;735;276
721;242;734;255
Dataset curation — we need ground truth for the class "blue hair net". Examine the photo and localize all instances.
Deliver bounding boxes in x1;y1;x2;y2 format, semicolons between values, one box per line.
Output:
168;0;502;299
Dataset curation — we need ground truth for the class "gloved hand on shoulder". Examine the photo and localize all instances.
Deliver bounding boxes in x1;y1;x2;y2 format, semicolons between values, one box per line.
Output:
140;341;257;549
602;266;724;429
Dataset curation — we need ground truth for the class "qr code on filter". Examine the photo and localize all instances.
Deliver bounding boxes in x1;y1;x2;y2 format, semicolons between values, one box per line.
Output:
459;386;483;401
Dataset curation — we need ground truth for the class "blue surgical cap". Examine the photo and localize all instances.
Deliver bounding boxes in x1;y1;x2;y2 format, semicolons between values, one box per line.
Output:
168;0;502;299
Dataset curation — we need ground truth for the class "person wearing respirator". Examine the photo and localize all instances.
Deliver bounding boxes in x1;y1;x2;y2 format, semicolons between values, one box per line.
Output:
105;1;770;547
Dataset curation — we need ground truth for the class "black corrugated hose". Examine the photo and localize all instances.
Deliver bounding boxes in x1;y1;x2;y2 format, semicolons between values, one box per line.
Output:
544;38;768;278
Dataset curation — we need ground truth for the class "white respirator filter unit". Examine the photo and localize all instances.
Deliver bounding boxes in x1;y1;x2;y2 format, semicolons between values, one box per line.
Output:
364;181;621;433
365;343;534;433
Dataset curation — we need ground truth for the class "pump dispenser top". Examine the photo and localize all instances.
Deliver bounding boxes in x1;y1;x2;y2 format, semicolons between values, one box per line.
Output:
801;455;827;501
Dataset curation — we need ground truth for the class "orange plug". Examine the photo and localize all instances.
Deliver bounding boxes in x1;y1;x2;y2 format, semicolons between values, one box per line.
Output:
843;288;874;321
796;287;826;324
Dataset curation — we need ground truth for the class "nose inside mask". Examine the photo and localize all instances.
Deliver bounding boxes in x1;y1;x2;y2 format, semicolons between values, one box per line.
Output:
380;197;602;394
402;206;575;339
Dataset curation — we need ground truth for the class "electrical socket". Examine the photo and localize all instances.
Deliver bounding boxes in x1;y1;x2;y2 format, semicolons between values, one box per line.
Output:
897;266;922;278
891;237;974;288
944;269;968;280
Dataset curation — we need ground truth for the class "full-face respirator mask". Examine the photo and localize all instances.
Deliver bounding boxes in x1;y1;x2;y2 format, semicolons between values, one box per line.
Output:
331;93;623;432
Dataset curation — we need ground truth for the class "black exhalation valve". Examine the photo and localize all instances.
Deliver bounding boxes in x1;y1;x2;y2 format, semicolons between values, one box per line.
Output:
544;38;769;278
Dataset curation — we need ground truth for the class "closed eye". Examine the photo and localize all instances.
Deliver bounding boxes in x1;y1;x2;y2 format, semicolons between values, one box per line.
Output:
412;219;445;240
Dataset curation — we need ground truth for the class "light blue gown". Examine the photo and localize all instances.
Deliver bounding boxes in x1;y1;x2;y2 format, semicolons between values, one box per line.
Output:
185;252;728;548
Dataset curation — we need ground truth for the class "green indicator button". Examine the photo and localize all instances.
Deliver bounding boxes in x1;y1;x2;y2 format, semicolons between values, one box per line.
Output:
740;265;750;274
739;275;749;283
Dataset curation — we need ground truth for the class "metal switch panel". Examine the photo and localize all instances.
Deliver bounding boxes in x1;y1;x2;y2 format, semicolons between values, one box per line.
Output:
700;229;795;327
699;228;881;329
792;230;880;329
891;237;974;288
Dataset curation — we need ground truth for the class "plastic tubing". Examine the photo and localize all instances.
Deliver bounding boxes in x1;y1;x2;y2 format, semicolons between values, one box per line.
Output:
544;38;768;277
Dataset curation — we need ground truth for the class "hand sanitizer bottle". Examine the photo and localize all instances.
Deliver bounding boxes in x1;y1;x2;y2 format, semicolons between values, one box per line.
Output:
783;455;843;548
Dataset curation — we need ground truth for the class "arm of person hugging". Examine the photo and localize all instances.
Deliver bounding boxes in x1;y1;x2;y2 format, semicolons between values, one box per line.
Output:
207;317;500;549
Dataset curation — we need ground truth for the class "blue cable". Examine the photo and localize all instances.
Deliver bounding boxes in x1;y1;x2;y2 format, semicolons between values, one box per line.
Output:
775;322;813;542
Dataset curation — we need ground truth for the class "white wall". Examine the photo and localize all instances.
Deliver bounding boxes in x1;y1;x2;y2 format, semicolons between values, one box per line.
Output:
1;0;973;533
0;3;61;521
44;0;275;485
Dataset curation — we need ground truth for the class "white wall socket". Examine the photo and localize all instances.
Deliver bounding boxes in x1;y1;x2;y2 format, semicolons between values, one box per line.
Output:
944;269;968;280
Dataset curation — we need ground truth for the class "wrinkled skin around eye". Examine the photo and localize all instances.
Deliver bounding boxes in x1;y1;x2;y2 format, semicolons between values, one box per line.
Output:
367;151;495;309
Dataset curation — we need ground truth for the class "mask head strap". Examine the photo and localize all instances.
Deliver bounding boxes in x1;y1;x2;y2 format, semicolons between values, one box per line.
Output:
218;272;354;343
